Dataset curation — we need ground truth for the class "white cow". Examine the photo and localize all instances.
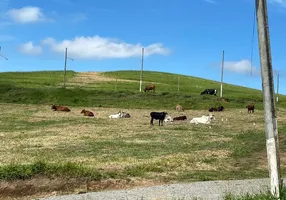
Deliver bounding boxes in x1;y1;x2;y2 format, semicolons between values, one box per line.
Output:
109;111;122;119
190;114;215;124
164;116;173;123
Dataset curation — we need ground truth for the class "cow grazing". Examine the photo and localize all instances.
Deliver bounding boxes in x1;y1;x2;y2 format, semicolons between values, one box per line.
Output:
246;105;255;113
51;105;71;112
144;84;156;92
200;89;217;96
190;114;215;125
173;115;187;121
80;109;94;117
176;104;184;112
150;112;168;126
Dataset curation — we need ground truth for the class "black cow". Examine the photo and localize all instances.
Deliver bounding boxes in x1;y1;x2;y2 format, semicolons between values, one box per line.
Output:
208;107;218;112
201;89;217;96
217;106;224;112
150;112;168;126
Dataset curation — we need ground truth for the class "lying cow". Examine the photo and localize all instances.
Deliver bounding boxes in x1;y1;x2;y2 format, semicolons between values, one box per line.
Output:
176;104;184;112
109;111;122;119
217;106;224;112
80;109;94;117
120;111;131;118
190;114;215;125
209;106;224;112
51;105;71;112
144;84;156;92
201;89;217;96
150;111;168;126
246;105;255;113
208;107;218;112
164;116;173;123
173;115;187;121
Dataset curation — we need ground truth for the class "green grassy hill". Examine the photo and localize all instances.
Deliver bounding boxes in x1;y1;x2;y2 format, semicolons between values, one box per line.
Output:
0;70;284;110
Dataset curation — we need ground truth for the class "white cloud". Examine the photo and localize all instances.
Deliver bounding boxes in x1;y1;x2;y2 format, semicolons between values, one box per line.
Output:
19;41;42;55
224;59;260;75
7;6;47;24
203;0;216;4
41;36;170;59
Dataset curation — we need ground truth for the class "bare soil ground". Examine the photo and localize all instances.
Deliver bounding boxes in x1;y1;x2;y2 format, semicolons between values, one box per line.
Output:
64;72;137;87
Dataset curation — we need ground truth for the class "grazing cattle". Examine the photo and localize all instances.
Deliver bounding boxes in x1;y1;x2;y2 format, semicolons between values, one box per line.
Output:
150;112;168;126
246;105;255;113
164;116;173;123
173;115;187;121
190;114;215;125
176;104;184;112
80;109;94;117
144;84;156;92
51;105;71;112
200;89;217;96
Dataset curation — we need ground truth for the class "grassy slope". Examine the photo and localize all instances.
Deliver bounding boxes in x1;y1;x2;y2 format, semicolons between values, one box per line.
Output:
0;70;285;110
0;70;286;198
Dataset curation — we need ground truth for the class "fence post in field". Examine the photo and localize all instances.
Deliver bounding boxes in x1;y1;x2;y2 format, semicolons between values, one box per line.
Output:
220;50;224;98
177;75;180;94
139;48;144;92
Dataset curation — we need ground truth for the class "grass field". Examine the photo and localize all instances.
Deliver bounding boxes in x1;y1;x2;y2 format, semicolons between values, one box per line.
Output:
1;70;286;109
0;70;285;199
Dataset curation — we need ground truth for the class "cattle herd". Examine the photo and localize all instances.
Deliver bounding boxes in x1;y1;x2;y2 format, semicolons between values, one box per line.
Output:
51;86;255;126
51;102;255;126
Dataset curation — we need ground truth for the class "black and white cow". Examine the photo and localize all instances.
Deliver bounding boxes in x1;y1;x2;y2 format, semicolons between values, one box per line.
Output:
200;89;217;96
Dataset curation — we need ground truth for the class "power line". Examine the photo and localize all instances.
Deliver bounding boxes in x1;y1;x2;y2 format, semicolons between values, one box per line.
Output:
0;46;8;60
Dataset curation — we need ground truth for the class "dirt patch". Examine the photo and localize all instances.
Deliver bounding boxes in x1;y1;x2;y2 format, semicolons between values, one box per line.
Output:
0;177;163;200
66;72;137;86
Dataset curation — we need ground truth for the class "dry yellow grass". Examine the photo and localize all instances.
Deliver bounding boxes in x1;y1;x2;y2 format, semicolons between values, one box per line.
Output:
0;103;285;177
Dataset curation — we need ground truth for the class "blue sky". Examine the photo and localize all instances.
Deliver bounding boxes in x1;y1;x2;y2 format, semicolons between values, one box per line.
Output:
0;0;285;94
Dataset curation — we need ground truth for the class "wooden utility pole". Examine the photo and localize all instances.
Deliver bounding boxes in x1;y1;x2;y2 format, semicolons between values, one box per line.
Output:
115;73;118;91
276;73;279;103
63;47;68;89
63;47;74;89
220;50;224;98
139;48;144;92
256;0;281;197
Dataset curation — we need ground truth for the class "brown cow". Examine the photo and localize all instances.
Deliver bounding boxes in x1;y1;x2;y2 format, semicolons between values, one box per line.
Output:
51;105;71;112
246;105;255;113
176;104;184;112
173;115;187;121
80;109;94;117
144;84;155;92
